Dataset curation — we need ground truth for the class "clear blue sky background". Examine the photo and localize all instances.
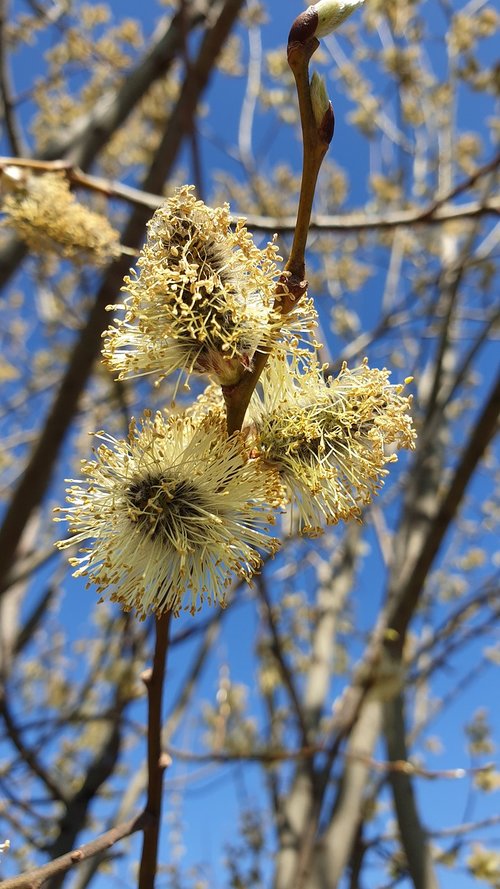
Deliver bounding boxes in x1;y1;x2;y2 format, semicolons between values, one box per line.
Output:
2;1;499;887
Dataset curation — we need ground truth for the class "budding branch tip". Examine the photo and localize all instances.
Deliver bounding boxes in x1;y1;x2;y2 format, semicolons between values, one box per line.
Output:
288;7;319;49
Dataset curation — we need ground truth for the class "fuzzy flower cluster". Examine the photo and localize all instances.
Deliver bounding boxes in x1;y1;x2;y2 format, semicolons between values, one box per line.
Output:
56;411;281;618
1;171;120;263
249;355;415;535
56;183;416;619
102;185;316;388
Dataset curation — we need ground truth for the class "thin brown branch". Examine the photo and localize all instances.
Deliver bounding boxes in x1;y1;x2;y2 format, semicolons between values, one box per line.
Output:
256;575;311;746
243;196;500;232
164;615;220;742
0;0;25;155
0;158;163;210
426;148;500;211
164;742;491;780
0;696;65;803
435;308;500;413
284;34;331;284
430;814;500;839
223;28;331;436
43;724;122;888
0;813;149;889
387;368;500;645
411;579;499;665
138;612;172;889
384;694;439;889
0;547;57;597
1;158;498;230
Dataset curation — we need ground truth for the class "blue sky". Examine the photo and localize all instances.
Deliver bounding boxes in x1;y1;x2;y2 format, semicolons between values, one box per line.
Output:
1;1;499;887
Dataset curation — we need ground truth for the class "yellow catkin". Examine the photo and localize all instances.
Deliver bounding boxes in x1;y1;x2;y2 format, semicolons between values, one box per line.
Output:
102;185;317;388
1;171;120;263
250;354;416;534
55;411;281;618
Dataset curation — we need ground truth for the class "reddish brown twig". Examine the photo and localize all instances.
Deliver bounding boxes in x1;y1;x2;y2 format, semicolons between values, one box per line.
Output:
137;612;172;889
223;26;332;436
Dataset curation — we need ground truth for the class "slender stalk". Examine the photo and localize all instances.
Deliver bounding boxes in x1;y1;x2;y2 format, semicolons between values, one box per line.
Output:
138;612;172;889
224;33;332;435
284;36;331;287
384;694;439;889
0;814;149;889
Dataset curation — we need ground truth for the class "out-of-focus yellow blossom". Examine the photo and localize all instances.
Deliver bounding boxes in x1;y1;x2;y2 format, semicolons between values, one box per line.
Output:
1;170;120;263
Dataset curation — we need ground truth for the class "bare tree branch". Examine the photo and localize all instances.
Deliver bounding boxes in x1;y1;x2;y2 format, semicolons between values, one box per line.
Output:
0;0;26;155
387;368;500;644
257;573;310;746
384;694;439;889
309;699;384;889
0;813;149;889
0;695;65;804
138;612;172;889
2;156;498;233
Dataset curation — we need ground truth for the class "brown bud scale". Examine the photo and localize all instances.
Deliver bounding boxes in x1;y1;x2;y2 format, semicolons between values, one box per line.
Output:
288;7;319;47
320;102;335;144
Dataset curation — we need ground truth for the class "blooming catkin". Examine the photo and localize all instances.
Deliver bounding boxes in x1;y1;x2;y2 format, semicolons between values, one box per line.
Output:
102;185;316;389
1;171;120;263
250;355;416;535
55;411;280;618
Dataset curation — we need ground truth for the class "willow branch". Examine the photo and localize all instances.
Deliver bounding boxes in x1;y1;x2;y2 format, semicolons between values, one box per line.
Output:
224;29;332;435
283;36;332;286
2;153;497;228
386;368;500;645
138;612;172;889
0;696;65;803
0;0;26;156
163;743;490;780
0;813;149;889
384;694;439;889
256;575;310;746
242;197;500;232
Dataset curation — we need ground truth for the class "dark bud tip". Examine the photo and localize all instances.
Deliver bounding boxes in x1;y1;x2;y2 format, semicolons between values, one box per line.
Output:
288;6;319;49
320;102;335;144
